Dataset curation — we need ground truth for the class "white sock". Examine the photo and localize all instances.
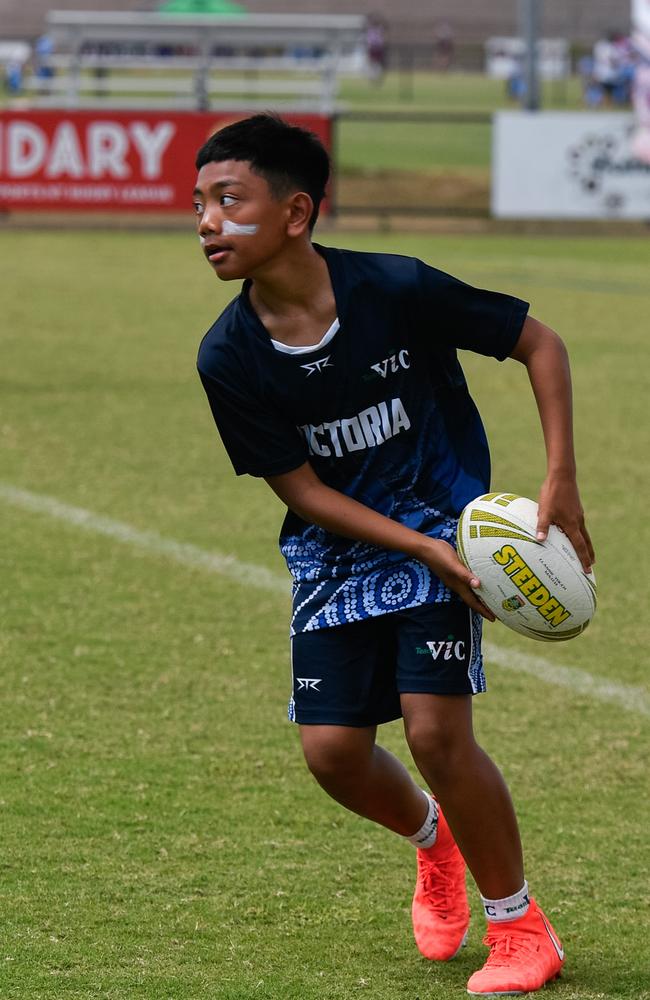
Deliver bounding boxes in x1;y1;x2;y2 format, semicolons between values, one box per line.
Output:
406;791;439;850
481;881;530;922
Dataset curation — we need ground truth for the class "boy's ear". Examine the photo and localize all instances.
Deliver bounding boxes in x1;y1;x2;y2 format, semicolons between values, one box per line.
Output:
286;192;314;237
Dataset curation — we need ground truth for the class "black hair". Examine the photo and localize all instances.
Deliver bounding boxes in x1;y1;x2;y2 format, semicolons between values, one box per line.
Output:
195;113;330;231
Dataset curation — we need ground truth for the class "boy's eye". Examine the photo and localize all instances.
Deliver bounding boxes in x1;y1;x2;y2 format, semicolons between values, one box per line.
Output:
220;194;237;207
193;201;204;215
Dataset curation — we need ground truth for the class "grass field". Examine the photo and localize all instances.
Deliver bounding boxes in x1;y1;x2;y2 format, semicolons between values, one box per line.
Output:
3;70;586;116
338;72;586;114
2;227;649;1000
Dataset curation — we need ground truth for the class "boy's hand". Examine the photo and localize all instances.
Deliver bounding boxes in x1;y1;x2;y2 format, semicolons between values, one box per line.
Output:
510;318;594;575
536;475;595;574
420;539;496;621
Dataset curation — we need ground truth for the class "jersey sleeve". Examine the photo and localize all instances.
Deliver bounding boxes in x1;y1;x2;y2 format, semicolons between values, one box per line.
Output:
198;367;308;478
414;259;529;360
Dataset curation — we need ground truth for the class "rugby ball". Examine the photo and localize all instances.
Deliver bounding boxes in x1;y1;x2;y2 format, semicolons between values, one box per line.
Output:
457;492;596;642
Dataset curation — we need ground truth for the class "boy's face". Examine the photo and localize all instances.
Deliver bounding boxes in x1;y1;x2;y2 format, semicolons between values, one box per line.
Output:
193;159;293;281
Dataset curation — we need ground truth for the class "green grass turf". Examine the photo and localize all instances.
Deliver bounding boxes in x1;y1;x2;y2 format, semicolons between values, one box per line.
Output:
1;229;649;999
338;71;586;114
2;70;585;115
337;119;492;175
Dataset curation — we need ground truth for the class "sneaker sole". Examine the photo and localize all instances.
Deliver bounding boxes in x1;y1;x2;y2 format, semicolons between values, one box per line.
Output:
467;971;562;996
450;928;469;960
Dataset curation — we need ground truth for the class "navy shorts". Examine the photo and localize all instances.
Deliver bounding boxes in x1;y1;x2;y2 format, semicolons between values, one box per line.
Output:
288;600;485;727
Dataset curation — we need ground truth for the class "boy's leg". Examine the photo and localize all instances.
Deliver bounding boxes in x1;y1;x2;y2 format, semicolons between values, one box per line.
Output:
291;616;469;960
401;696;564;995
400;692;524;899
397;604;564;994
291;615;431;836
299;723;429;835
299;721;470;961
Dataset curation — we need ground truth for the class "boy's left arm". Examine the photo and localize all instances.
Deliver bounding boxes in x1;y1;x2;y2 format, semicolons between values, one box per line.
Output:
510;315;595;573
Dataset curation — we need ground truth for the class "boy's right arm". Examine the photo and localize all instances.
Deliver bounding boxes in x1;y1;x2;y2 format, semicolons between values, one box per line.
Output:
265;462;495;621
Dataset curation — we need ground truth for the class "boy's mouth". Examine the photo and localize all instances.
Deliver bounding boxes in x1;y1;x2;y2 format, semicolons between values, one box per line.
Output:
203;243;233;264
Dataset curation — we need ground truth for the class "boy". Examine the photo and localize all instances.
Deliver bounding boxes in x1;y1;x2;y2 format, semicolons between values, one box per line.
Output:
194;114;594;996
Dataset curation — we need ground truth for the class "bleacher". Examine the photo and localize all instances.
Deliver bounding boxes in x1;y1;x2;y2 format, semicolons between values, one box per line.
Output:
22;10;365;112
1;0;631;49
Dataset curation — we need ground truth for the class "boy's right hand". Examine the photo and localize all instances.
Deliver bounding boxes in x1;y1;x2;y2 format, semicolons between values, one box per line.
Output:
420;539;496;622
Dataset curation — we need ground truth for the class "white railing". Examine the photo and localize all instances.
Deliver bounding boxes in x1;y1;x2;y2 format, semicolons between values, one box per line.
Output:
28;11;367;113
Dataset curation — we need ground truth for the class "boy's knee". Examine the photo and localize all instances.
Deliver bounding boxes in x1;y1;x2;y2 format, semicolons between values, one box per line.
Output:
300;727;373;786
402;694;475;776
404;717;473;776
302;739;344;782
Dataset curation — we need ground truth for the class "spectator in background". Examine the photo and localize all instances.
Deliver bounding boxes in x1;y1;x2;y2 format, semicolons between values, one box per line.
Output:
5;59;23;94
506;52;526;103
578;54;603;107
1;41;30;96
433;20;454;72
586;31;635;107
365;14;387;85
612;33;635;105
592;31;624;105
34;33;55;95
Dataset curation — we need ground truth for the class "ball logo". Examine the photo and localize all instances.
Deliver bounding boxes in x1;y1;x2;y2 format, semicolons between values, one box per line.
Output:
502;594;525;612
493;544;571;627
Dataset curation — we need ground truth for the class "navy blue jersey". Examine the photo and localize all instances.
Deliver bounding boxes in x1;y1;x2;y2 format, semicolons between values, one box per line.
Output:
197;246;528;634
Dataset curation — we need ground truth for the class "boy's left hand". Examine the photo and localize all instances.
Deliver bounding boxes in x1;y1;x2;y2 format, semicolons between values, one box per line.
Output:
536;475;595;574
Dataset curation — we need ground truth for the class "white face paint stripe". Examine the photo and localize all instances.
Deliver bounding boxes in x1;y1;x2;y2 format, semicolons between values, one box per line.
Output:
221;220;259;235
1;480;646;719
198;221;259;245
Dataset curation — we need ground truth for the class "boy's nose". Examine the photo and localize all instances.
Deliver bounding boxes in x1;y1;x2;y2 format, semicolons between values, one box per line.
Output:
198;206;222;235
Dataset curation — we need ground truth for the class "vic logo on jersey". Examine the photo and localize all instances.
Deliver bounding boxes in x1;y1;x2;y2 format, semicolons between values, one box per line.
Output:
370;350;410;379
300;396;411;459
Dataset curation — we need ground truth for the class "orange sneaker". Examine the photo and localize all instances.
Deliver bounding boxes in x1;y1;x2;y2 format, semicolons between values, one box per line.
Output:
467;898;564;996
411;804;470;961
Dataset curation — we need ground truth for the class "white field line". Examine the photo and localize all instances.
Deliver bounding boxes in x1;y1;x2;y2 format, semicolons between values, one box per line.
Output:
0;482;287;594
481;642;649;718
2;482;648;719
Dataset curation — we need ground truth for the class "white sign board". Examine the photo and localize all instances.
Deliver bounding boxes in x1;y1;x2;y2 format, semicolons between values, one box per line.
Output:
632;0;650;36
492;111;650;219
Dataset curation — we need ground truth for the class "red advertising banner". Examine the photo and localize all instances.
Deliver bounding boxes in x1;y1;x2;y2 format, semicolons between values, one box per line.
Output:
0;110;333;212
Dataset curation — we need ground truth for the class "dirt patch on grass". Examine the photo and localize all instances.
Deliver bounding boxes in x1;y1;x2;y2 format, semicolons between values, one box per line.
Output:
336;169;490;214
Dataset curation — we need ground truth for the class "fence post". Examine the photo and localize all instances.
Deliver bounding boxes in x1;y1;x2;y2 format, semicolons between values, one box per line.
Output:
519;0;541;110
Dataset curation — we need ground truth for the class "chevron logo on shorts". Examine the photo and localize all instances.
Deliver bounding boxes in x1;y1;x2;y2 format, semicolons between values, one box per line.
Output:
296;677;322;692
